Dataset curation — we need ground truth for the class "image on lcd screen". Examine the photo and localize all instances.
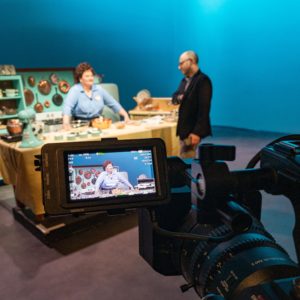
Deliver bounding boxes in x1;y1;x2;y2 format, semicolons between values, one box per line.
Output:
66;149;157;201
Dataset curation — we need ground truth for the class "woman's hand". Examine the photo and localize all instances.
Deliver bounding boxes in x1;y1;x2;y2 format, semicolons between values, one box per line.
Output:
63;124;71;131
62;115;71;131
124;114;130;123
119;108;130;123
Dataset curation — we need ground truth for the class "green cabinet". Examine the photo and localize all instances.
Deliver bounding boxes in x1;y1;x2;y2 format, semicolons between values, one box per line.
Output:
0;75;26;121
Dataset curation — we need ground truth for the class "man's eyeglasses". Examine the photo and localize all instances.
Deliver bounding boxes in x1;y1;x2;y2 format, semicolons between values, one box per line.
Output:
178;58;191;67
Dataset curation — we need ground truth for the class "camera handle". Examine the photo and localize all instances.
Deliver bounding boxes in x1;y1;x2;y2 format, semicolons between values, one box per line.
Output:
284;191;300;264
149;209;235;242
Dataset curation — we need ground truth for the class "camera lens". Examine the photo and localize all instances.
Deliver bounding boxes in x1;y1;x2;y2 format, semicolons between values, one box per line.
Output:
178;220;300;299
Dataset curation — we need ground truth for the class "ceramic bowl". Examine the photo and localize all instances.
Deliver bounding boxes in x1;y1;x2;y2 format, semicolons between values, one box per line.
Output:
115;121;125;129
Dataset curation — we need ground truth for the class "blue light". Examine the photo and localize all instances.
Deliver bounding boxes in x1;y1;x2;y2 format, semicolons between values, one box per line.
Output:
199;0;226;11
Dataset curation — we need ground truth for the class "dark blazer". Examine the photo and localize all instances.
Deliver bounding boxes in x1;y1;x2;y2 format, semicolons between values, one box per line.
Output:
172;70;212;140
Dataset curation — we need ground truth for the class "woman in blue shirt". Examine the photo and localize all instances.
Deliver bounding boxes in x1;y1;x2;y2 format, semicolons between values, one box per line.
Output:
94;160;134;194
63;62;130;130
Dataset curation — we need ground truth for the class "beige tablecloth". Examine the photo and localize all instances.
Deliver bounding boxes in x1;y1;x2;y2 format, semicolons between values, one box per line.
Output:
0;122;179;215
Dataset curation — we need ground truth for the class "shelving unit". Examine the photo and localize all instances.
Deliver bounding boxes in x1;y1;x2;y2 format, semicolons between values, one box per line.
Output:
0;75;26;133
0;75;26;183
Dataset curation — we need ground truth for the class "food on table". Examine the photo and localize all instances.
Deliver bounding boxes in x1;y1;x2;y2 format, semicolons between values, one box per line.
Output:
91;117;112;129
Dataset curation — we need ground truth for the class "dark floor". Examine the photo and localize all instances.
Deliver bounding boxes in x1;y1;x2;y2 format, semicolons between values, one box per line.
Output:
0;126;298;299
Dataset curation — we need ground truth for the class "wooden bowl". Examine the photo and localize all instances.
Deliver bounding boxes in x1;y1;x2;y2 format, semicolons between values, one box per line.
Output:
115;121;125;129
91;118;112;129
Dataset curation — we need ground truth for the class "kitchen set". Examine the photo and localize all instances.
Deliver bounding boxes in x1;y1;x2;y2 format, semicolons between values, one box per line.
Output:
0;67;179;224
0;68;76;139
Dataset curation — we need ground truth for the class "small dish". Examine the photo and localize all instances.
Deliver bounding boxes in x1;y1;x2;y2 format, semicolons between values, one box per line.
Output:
89;128;101;136
78;131;88;139
54;134;64;141
5;89;19;97
115;121;125;129
91;132;100;137
66;133;76;140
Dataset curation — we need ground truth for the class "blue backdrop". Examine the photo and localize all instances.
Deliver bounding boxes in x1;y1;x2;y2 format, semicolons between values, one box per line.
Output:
1;0;299;133
69;149;155;186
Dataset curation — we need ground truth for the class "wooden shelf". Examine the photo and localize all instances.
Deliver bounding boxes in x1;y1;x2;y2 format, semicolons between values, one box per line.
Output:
0;114;18;120
0;96;22;100
0;75;26;122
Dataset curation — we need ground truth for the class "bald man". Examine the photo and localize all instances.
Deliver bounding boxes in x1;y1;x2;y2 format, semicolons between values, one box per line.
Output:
172;50;212;158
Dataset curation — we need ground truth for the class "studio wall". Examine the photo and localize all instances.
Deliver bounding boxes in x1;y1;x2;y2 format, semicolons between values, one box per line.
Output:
1;0;299;133
0;0;178;111
178;0;300;133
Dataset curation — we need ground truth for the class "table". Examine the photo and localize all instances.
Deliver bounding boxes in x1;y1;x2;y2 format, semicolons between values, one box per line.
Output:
129;110;173;120
0;121;179;217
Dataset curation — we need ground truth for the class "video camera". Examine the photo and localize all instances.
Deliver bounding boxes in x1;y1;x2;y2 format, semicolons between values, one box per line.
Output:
41;136;300;299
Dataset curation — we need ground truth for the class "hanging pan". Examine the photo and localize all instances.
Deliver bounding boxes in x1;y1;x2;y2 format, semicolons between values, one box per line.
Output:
58;80;71;94
38;79;51;95
24;89;34;106
28;76;35;87
44;100;51;108
49;73;59;85
52;87;63;106
34;93;44;113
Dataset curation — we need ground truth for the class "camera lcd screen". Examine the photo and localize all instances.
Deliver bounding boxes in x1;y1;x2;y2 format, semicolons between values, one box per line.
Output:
65;148;157;203
41;138;169;214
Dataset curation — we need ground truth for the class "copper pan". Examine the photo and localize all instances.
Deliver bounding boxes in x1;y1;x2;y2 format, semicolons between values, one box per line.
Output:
28;76;35;87
34;93;43;113
52;87;63;106
24;89;34;106
58;80;71;94
38;79;51;95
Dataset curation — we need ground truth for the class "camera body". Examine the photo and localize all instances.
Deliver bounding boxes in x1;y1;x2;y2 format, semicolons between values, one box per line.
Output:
41;137;300;299
138;141;300;299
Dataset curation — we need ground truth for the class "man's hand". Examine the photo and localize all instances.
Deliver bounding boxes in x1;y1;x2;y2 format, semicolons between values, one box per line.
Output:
188;133;201;146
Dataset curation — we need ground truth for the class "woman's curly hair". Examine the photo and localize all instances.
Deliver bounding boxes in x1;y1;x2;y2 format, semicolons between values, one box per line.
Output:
74;62;95;83
102;160;113;170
